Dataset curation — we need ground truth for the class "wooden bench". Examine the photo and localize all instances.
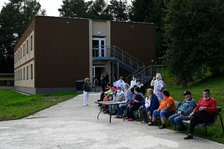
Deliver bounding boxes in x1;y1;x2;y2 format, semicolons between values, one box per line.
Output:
182;106;224;136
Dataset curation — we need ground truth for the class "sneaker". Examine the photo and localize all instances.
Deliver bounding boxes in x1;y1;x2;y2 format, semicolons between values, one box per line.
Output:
115;115;122;118
159;124;166;129
148;121;155;126
141;121;148;124
184;135;193;139
127;118;134;121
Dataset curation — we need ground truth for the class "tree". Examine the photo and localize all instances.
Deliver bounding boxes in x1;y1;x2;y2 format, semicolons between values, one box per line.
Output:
129;0;153;22
164;0;224;85
88;0;112;20
0;0;45;73
107;0;129;21
145;0;169;63
58;0;92;18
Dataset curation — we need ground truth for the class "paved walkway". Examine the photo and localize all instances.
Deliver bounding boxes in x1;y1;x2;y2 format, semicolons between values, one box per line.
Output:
0;93;223;149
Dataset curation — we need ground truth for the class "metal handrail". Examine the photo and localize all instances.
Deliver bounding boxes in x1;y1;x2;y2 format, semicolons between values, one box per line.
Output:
125;66;146;81
93;45;145;70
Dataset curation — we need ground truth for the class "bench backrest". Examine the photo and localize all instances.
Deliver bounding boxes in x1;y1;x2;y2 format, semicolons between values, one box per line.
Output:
199;106;221;126
174;101;181;112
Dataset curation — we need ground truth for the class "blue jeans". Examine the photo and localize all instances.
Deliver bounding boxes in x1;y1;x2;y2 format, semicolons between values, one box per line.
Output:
117;104;127;116
169;114;184;129
152;109;174;118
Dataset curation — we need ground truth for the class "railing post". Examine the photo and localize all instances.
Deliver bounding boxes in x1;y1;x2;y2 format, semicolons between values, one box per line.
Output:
117;61;119;80
122;50;124;62
113;46;116;58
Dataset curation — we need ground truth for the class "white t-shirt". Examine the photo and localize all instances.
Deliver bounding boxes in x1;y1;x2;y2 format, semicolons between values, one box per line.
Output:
151;79;158;94
130;79;137;88
145;96;151;109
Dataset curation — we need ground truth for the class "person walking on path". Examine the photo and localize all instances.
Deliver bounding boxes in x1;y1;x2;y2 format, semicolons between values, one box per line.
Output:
83;78;90;106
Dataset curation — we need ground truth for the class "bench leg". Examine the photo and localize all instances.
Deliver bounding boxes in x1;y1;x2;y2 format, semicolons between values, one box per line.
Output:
218;113;224;132
97;107;103;119
204;125;207;136
109;105;112;123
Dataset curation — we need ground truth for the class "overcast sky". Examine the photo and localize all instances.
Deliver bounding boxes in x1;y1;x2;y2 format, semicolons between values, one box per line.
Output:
0;0;131;16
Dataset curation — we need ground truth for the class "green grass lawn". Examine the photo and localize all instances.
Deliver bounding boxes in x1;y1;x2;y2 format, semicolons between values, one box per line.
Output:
158;68;224;144
0;90;78;121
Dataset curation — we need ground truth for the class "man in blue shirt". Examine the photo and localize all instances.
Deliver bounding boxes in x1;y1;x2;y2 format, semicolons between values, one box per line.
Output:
169;91;197;131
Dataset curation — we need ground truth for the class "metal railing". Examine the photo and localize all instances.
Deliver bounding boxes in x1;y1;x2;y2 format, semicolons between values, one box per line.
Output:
92;45;163;85
125;65;164;85
92;45;145;71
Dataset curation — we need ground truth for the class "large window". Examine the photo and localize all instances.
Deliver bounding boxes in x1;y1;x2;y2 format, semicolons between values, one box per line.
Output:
92;37;106;57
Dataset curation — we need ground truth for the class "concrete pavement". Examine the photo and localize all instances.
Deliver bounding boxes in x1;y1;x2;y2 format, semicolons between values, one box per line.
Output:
0;92;223;149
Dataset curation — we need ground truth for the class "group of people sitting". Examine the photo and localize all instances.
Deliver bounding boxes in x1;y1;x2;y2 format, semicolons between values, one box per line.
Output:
98;75;217;140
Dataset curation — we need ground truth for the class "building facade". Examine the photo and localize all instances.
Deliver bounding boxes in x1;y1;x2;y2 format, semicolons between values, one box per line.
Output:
0;73;14;86
14;16;156;94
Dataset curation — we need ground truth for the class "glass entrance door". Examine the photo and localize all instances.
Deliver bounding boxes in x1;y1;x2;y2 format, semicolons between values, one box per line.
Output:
92;37;106;57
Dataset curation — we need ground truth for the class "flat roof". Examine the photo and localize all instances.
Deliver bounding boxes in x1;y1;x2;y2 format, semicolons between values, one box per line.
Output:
0;73;14;76
35;15;154;25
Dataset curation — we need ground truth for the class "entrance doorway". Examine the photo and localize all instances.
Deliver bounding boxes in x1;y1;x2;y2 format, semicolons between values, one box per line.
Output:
92;37;106;57
92;66;107;86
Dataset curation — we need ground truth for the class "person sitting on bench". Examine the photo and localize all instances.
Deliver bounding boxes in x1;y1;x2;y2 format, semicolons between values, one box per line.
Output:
149;89;175;129
113;86;124;102
184;89;217;139
139;88;160;124
125;87;145;121
115;84;133;118
169;91;196;131
99;83;112;101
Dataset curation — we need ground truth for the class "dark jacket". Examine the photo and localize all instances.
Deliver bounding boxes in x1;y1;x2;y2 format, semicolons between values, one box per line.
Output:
83;82;90;92
147;95;160;115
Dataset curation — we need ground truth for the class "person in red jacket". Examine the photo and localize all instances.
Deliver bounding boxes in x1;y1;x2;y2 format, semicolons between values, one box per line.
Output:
184;89;217;139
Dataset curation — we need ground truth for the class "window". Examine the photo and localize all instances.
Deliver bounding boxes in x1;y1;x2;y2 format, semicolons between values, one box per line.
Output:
31;64;33;79
31;35;33;51
23;46;25;57
27;40;28;54
27;66;29;80
19;70;20;80
14;53;16;62
18;70;19;80
23;68;25;80
23;44;25;55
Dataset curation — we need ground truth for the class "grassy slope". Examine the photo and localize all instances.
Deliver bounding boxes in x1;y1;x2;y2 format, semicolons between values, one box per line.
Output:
160;68;224;143
0;90;78;121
